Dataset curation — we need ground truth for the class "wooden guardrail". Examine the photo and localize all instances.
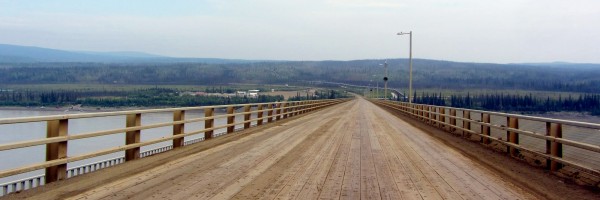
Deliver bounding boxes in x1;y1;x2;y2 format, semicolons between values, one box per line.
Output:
373;100;600;184
0;99;348;196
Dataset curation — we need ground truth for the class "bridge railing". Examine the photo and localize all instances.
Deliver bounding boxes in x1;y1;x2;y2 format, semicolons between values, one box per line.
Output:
0;99;348;196
374;100;600;186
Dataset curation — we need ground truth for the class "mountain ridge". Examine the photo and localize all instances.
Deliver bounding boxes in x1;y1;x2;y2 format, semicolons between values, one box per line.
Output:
1;43;600;68
0;44;256;64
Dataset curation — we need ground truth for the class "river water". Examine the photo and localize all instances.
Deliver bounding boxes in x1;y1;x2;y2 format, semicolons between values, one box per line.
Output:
0;108;258;184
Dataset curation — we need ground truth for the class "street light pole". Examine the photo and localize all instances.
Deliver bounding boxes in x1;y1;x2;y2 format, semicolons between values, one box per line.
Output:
376;81;379;98
397;31;413;103
379;61;389;100
369;80;373;98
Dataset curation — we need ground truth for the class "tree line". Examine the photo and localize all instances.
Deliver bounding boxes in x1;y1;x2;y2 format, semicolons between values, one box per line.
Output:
2;60;600;93
288;90;348;101
409;92;600;116
0;88;286;107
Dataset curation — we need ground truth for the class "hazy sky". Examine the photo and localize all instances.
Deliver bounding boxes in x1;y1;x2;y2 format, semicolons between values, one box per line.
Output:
1;0;599;63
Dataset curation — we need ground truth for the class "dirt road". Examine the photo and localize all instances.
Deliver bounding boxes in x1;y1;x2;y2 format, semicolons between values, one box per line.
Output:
9;98;548;199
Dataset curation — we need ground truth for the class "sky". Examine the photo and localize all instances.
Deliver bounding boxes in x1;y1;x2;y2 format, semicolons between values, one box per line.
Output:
0;0;599;63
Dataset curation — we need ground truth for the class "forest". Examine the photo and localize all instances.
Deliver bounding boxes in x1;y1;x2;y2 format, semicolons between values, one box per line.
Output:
1;59;600;111
0;87;349;108
410;92;600;116
1;59;600;93
0;88;286;107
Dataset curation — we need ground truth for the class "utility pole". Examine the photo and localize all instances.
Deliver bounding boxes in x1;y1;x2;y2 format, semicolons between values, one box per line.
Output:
376;81;379;98
397;31;413;103
384;61;388;100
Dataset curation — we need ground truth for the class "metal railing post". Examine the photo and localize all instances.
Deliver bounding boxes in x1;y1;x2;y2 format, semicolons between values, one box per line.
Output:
204;108;214;139
45;119;68;184
546;122;563;171
125;113;141;161
173;110;185;148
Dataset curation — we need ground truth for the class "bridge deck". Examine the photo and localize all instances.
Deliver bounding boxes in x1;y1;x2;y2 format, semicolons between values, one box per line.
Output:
11;98;539;200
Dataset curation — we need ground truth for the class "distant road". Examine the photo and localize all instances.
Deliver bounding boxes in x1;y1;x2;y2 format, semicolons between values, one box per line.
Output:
310;80;406;99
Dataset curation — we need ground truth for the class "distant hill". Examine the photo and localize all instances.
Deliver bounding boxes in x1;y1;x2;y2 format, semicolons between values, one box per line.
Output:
0;44;256;64
1;43;600;93
512;62;600;69
1;58;600;93
75;51;165;58
0;44;140;62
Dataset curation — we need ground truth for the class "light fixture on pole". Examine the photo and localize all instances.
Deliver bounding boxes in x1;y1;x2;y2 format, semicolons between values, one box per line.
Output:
397;31;413;103
376;78;379;98
369;80;373;98
380;61;389;100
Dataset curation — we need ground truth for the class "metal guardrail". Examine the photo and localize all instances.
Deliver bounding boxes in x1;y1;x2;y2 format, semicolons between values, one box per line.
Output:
0;99;349;196
0;175;43;196
374;100;600;180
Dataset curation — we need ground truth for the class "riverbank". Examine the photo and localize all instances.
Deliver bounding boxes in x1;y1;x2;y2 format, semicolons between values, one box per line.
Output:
0;105;169;113
530;111;600;124
2;106;600;124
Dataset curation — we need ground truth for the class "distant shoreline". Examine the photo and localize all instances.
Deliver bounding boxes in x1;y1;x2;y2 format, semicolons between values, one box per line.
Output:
0;105;231;114
0;106;161;113
1;106;598;124
530;111;600;124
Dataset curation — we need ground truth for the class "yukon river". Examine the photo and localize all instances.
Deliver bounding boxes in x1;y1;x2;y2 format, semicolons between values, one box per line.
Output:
0;108;257;184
